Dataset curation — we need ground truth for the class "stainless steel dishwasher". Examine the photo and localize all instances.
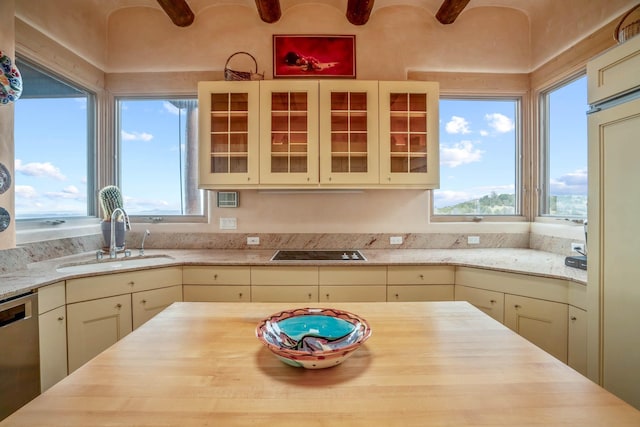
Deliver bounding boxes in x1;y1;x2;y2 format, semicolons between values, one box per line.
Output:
0;292;40;421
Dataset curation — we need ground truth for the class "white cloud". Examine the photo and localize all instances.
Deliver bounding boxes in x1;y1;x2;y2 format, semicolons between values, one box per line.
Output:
121;130;153;142
15;159;66;180
14;185;38;198
550;168;588;195
440;140;484;168
445;116;471;134
485;113;514;133
479;130;489;137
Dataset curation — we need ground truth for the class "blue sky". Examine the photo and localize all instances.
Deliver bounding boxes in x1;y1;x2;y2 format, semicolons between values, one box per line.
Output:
13;78;587;218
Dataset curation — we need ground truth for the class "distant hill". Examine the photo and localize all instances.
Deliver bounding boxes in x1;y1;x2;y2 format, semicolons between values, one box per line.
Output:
435;192;587;216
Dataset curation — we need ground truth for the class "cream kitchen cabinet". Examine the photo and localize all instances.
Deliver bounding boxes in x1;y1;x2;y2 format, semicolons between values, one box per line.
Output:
319;266;386;302
568;306;587;376
183;266;250;302
37;281;67;391
259;80;319;185
504;294;568;363
379;81;440;187
454;285;504;323
66;267;182;372
197;81;260;187
387;265;454;302
132;285;182;329
251;266;318;302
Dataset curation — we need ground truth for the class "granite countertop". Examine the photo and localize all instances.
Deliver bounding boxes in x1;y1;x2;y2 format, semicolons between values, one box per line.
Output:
0;248;587;300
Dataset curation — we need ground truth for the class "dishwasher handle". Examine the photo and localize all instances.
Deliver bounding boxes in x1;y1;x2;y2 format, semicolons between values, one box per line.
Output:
0;293;35;328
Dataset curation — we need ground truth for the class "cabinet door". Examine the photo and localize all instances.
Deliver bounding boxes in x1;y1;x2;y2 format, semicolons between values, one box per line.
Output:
587;35;640;104
67;294;132;373
379;81;439;187
321;285;386;302
132;285;183;330
38;306;67;392
568;306;587;376
198;81;260;187
251;286;318;303
319;80;379;185
504;294;568;363
455;285;504;323
183;266;251;302
259;80;319;185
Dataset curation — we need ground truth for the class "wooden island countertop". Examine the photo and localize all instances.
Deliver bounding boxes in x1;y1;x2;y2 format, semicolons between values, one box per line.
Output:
2;301;639;426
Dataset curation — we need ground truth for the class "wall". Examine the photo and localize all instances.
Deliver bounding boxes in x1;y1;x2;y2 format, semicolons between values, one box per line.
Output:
0;0;15;250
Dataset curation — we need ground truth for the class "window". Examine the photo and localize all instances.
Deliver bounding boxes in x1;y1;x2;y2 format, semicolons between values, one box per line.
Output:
13;59;95;219
433;98;520;218
539;74;588;218
116;98;204;221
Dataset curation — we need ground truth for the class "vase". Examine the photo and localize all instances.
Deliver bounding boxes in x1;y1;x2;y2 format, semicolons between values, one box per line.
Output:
101;220;125;250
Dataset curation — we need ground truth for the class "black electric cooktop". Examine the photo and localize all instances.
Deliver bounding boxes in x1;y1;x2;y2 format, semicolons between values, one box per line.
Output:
271;250;367;261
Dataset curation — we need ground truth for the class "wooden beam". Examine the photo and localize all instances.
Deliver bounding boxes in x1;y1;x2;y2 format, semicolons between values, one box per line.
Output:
156;0;194;27
436;0;470;25
346;0;375;25
255;0;281;23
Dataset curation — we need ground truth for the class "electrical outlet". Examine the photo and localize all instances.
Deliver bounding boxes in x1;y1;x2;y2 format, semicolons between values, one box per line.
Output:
247;236;260;245
571;242;585;254
468;236;480;245
390;236;403;245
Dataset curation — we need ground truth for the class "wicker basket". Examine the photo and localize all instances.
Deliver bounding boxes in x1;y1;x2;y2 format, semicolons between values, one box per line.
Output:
615;4;640;43
224;52;264;81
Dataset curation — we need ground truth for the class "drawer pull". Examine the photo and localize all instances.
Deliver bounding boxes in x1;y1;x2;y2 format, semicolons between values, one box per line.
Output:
570;316;577;321
490;299;497;304
213;274;218;280
419;274;424;280
142;299;147;304
308;293;313;299
57;316;64;321
128;281;135;286
395;293;400;299
116;303;122;309
514;304;521;309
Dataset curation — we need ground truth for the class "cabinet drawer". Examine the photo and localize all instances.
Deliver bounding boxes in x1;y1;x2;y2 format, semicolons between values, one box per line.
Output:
387;266;454;285
388;284;454;302
183;266;250;285
320;285;386;302
251;266;318;285
319;266;386;285
455;285;504;323
66;267;182;303
38;281;66;314
184;285;250;302
251;285;318;302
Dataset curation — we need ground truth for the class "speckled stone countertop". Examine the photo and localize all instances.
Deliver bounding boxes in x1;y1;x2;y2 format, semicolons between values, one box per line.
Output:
0;248;586;300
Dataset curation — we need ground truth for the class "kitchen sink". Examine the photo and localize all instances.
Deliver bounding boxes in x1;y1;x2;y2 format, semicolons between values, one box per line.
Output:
271;250;366;261
56;254;174;273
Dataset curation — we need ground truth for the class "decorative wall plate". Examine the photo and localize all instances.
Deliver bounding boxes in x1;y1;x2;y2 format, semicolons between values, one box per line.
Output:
0;207;10;232
0;51;22;105
0;162;11;194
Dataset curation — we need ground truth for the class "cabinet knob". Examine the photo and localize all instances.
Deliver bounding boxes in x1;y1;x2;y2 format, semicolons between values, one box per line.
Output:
514;304;521;309
387;177;391;181
142;299;147;304
116;303;122;309
308;293;313;299
213;274;218;280
570;316;577;321
490;299;497;304
247;177;250;181
128;281;135;286
57;316;64;321
238;292;243;299
419;274;424;280
325;293;330;299
395;293;400;299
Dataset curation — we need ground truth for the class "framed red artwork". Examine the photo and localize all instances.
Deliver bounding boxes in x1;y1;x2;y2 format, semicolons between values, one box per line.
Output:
273;35;356;78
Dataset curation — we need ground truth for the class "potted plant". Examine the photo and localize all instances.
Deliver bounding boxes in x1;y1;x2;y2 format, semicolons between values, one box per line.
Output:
98;185;126;250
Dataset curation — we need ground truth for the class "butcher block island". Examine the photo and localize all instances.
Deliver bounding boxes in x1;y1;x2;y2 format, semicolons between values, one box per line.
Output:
2;302;639;426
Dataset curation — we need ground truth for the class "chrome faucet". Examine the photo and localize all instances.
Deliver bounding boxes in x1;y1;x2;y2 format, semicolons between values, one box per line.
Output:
110;207;131;259
139;229;150;256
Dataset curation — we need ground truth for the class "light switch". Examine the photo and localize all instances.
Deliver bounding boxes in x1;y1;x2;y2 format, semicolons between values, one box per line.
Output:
219;217;237;230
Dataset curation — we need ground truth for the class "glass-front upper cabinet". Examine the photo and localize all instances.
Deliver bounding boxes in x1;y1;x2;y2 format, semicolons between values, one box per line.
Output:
319;81;379;185
259;80;319;185
379;81;440;187
197;81;259;187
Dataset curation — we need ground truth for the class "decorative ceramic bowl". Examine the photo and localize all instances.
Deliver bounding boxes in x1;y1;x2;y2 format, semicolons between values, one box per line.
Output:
256;307;371;369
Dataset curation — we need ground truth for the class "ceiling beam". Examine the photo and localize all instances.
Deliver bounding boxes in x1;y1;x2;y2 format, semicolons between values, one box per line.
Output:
255;0;281;23
436;0;470;25
346;0;375;25
156;0;194;27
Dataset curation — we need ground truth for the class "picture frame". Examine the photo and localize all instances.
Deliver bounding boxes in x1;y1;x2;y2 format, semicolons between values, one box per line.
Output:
273;35;356;78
